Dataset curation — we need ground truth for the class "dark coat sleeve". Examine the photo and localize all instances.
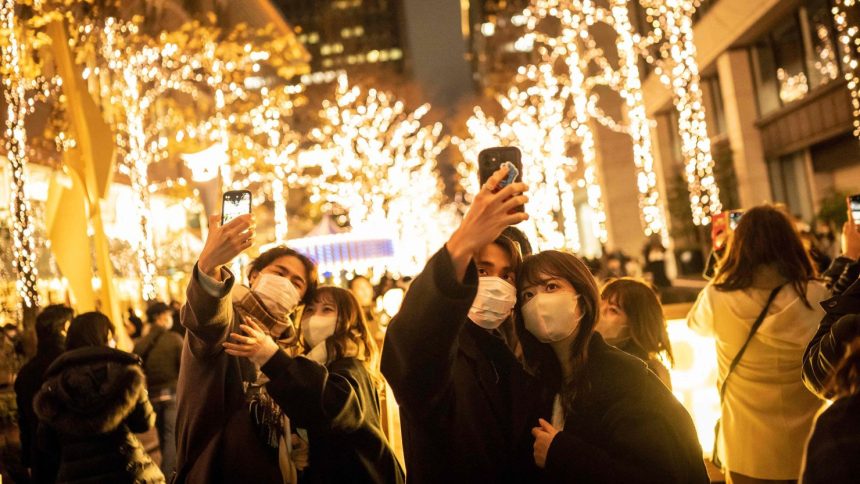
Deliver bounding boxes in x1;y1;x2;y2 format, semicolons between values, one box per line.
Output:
379;246;479;414
544;408;706;484
14;372;33;467
261;352;371;433
126;385;157;434
803;279;860;398
823;257;860;296
181;264;236;360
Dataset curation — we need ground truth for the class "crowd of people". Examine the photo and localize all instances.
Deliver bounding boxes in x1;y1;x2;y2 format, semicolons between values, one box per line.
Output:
2;164;859;483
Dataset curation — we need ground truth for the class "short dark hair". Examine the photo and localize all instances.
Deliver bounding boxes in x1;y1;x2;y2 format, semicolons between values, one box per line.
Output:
66;312;115;350
35;305;73;352
146;302;172;323
502;226;533;256
249;246;318;305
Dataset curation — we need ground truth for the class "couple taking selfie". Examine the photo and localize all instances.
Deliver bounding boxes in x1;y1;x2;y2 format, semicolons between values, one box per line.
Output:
173;150;707;483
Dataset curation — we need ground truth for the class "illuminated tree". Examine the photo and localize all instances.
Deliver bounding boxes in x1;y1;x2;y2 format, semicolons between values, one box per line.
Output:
309;75;459;275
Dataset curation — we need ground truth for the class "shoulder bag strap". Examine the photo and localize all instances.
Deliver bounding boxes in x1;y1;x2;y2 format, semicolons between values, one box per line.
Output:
718;284;785;401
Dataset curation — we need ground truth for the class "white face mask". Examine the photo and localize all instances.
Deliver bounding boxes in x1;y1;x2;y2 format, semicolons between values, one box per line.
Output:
252;273;302;318
468;277;517;330
302;314;338;348
522;292;582;343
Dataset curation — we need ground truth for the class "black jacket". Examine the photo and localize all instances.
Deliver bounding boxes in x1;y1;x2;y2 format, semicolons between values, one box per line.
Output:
133;325;183;392
261;352;404;483
15;346;63;480
803;277;860;398
541;335;708;484
802;391;860;484
33;346;164;484
381;247;543;484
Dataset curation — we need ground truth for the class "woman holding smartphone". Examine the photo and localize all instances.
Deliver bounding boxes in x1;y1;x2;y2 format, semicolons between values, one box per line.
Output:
223;286;404;483
516;250;707;483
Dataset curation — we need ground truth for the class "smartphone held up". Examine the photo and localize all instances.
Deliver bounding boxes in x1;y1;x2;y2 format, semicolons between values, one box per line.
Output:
222;190;252;226
478;146;525;214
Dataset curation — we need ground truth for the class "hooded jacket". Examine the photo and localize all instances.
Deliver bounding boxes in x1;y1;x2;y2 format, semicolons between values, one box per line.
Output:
33;346;164;484
688;272;827;479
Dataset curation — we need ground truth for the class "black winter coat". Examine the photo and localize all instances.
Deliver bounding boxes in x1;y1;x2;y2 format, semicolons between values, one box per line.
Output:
261;352;404;483
381;247;543;484
15;346;63;481
803;276;860;398
802;391;860;483
540;335;708;484
33;346;165;484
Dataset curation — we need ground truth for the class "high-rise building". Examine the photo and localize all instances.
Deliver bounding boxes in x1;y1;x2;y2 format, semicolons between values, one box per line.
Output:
272;0;406;84
466;0;533;96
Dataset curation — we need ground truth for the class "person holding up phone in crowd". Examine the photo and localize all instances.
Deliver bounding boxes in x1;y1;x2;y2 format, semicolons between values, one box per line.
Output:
174;210;318;484
381;165;544;483
803;207;860;398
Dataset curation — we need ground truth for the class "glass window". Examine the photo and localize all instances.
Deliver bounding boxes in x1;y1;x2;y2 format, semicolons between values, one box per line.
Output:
767;151;815;222
751;40;782;116
772;15;809;104
703;75;727;136
802;0;840;88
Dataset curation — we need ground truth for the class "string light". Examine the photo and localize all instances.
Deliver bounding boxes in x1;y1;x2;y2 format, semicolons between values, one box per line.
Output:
640;0;721;225
2;0;41;309
833;1;860;138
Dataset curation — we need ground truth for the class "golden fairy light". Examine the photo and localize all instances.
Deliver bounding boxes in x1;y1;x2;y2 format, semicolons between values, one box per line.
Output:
640;0;721;225
1;0;41;308
309;74;459;275
833;1;860;139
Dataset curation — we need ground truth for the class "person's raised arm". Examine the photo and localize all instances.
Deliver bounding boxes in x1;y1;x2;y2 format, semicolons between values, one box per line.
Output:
381;166;529;412
182;213;255;358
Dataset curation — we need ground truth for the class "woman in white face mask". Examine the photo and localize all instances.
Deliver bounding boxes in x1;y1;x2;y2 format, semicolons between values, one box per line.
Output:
515;250;708;483
223;286;404;483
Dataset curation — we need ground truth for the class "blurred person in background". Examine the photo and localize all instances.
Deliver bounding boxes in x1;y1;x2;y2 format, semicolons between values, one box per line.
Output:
34;311;164;483
224;286;404;483
687;204;827;484
349;275;380;336
598;278;674;389
125;307;144;341
134;301;183;478
801;335;860;484
516;250;706;483
381;166;544;483
803;212;860;398
642;234;672;289
15;304;73;483
174;212;318;484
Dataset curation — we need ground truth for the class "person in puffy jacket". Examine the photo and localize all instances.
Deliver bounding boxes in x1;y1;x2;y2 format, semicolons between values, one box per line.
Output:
34;311;164;484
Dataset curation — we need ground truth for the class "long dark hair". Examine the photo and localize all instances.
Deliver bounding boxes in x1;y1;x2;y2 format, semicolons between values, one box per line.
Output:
714;205;817;308
36;305;73;353
515;250;600;414
66;312;115;350
309;286;381;384
601;278;674;366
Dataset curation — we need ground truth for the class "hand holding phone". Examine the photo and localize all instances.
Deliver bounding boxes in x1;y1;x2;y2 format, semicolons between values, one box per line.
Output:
197;191;255;280
478;147;525;213
222;190;252;226
848;194;860;231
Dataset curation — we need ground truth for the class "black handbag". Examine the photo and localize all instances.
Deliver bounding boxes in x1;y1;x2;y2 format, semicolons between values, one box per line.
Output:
711;284;784;468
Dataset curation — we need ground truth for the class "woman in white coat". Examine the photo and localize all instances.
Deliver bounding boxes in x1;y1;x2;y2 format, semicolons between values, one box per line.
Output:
687;205;827;484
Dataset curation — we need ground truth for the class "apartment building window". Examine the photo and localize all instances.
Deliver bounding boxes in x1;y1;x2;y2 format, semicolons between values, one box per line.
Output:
750;0;844;116
702;75;727;137
768;151;815;221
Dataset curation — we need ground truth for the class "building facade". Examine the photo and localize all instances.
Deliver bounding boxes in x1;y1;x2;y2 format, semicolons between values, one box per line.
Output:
645;0;860;239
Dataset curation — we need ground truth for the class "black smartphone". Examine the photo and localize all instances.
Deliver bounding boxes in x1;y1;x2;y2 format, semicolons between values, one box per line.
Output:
848;194;860;229
221;190;252;225
728;210;744;231
478;147;524;213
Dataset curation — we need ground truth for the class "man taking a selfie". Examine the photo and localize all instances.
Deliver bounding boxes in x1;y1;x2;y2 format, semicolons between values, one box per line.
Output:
174;213;317;483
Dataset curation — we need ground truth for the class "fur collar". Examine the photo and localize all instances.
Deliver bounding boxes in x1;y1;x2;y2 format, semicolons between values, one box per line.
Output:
35;347;146;436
